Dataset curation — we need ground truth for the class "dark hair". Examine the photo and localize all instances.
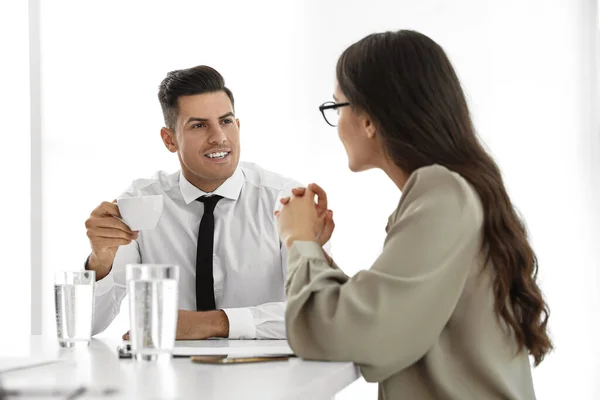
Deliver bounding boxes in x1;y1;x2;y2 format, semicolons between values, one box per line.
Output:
158;65;235;130
337;30;552;365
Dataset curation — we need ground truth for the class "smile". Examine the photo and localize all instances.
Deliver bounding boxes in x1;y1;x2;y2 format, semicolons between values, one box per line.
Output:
204;151;231;160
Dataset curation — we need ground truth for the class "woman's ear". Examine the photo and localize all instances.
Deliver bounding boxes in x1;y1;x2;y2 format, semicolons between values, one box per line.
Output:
160;127;178;153
363;116;376;139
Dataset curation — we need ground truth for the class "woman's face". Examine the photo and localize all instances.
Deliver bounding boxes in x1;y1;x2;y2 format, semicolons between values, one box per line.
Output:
334;83;381;172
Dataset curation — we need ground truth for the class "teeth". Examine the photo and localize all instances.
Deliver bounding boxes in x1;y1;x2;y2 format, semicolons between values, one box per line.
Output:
206;152;228;159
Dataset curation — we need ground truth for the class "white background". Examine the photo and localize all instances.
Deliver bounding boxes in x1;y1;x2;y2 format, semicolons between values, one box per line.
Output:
0;0;31;349
1;0;599;398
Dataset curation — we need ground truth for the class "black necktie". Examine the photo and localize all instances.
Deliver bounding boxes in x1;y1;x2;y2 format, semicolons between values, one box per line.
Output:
195;195;223;311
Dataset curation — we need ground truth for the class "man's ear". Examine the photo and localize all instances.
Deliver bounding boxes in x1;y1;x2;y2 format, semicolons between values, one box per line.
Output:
363;115;376;139
160;127;178;153
236;118;241;129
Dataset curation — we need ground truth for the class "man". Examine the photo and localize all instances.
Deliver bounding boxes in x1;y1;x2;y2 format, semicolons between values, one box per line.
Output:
84;65;305;339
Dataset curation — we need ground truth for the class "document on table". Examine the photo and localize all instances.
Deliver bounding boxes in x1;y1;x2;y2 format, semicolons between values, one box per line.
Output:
118;340;294;358
173;339;294;357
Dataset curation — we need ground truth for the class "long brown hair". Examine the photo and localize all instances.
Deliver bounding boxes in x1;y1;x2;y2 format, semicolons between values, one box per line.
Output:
337;30;552;365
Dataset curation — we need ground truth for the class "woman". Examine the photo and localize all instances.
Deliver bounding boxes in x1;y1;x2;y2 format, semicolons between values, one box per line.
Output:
275;30;552;399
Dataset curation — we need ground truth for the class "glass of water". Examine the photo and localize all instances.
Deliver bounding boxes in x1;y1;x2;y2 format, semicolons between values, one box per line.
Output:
54;270;95;348
126;264;179;362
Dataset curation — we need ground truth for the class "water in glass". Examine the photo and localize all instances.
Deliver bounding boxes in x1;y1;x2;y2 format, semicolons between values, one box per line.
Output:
54;271;95;347
127;264;178;361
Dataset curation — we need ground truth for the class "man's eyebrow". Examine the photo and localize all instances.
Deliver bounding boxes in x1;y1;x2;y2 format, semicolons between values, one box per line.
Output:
185;112;235;125
218;112;235;119
185;117;208;124
333;94;338;101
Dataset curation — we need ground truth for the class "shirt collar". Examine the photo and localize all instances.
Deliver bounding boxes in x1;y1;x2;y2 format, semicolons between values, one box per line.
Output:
179;167;244;205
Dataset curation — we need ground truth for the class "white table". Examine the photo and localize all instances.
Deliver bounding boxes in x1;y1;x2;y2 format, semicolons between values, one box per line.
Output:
0;336;360;399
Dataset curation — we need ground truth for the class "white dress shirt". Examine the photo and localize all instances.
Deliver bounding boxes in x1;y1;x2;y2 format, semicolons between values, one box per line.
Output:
92;161;301;339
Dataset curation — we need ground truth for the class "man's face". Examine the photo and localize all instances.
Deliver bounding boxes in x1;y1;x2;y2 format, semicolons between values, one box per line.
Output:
164;91;240;189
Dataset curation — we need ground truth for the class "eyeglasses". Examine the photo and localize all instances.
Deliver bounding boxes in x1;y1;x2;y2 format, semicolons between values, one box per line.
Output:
319;101;350;127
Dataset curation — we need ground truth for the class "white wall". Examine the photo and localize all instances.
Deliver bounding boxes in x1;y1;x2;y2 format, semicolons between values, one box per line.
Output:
36;1;598;399
0;0;31;346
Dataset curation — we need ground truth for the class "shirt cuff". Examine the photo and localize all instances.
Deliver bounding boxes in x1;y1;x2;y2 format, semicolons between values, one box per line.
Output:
290;241;328;261
94;272;115;297
222;308;256;339
84;255;115;297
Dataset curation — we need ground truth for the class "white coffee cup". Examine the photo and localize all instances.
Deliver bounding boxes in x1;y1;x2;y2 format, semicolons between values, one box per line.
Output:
117;195;164;230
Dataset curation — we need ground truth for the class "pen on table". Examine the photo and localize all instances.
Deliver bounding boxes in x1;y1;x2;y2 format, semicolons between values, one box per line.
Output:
64;386;87;400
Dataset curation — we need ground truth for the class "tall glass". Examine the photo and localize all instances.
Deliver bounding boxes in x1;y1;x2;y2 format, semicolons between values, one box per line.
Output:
54;271;95;348
126;264;179;362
